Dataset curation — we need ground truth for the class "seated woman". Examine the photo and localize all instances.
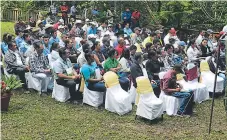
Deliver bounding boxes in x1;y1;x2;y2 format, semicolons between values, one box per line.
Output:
92;41;105;68
119;48;132;77
103;48;130;91
199;38;212;57
81;52;106;92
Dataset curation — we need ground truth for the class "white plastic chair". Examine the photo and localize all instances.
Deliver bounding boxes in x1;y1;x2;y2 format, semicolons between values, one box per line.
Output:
200;60;224;93
129;83;137;104
159;72;180;116
135;76;164;120
185;63;209;103
103;71;132;115
27;72;42;93
52;80;70;102
47;54;53;69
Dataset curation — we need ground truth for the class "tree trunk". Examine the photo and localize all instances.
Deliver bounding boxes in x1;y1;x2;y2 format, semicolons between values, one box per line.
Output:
144;1;157;24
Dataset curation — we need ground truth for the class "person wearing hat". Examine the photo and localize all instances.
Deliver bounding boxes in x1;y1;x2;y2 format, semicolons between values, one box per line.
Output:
155;30;164;46
105;24;114;37
87;22;97;35
75;20;83;37
30;28;40;43
60;2;69;25
53;19;64;30
164;28;180;45
130;27;142;45
57;25;65;39
161;64;194;116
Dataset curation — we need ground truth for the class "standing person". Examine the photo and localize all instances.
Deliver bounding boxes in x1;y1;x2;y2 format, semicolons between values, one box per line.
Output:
106;7;114;24
49;2;58;21
70;4;77;20
131;9;141;30
29;41;52;94
60;2;69;25
122;8;131;27
53;47;82;104
4;41;29;91
195;30;205;46
161;65;194;116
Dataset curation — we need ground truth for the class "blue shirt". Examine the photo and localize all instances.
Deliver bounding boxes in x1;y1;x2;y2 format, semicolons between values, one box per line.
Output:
122;11;131;21
19;41;30;55
92;9;99;15
81;62;98;86
88;27;97;35
49;36;60;47
1;42;8;54
124;28;133;37
42;42;51;56
15;36;23;47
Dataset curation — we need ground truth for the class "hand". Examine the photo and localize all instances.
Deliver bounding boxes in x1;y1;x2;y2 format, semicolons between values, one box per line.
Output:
25;66;30;71
111;68;117;73
151;80;157;85
44;69;51;73
176;88;181;92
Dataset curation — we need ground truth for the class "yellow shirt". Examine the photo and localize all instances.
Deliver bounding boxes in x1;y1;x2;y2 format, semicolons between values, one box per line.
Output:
142;36;153;48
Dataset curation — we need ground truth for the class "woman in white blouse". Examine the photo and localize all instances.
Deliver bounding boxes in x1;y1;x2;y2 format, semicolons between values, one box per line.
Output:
119;48;132;77
187;39;202;63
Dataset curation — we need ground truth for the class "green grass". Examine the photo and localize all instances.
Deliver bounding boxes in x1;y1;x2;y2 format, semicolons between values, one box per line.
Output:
1;92;227;140
0;22;15;38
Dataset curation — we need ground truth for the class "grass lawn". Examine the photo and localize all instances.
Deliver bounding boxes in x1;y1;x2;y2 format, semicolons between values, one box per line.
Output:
1;91;227;140
0;22;15;38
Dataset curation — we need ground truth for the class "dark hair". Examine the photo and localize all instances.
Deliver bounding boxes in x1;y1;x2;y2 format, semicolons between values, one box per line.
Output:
92;41;100;50
150;32;157;37
50;42;59;52
120;48;130;60
8;41;16;49
23;33;30;40
129;45;137;51
143;53;148;60
148;50;156;59
84;52;93;62
173;64;183;73
2;33;9;42
164;44;173;51
43;34;49;39
201;38;208;42
58;47;67;58
153;38;160;44
134;52;143;61
108;48;117;57
33;40;42;49
82;43;90;53
145;42;153;51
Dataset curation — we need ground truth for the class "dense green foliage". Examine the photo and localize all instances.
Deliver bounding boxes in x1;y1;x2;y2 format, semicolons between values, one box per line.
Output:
1;1;226;31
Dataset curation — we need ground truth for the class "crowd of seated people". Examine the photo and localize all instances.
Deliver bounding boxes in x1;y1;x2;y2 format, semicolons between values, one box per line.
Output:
1;11;226;117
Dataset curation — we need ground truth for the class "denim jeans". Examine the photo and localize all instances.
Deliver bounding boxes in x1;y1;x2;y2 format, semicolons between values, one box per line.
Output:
171;92;192;114
88;82;106;92
119;77;130;91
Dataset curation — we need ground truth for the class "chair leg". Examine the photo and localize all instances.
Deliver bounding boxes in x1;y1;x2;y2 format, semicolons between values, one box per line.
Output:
161;114;164;121
135;115;137;120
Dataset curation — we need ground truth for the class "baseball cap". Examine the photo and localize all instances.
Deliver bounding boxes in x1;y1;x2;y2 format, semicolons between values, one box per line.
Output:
178;41;186;47
155;30;163;34
134;27;141;31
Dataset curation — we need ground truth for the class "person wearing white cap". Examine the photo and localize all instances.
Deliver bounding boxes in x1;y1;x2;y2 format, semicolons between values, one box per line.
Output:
105;24;115;37
53;19;64;30
87;22;97;35
74;20;83;37
57;25;65;39
164;28;180;45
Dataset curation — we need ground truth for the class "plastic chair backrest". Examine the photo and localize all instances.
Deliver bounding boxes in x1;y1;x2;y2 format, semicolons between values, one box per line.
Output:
200;60;210;72
136;76;153;94
103;71;119;88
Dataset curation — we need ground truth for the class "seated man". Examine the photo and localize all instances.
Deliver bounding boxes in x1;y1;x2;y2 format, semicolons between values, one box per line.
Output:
103;48;130;91
53;47;82;103
77;43;91;67
130;52;157;91
160;65;194;116
29;40;52;94
4;41;29;91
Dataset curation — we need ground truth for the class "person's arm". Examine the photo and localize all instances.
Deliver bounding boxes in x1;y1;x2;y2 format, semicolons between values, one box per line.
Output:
163;79;181;93
4;53;20;68
93;54;102;66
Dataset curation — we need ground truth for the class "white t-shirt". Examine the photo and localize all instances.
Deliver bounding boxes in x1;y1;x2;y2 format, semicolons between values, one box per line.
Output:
14;52;23;66
187;46;201;62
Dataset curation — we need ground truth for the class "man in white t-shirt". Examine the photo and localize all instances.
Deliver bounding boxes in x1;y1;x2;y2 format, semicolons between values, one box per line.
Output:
105;24;115;37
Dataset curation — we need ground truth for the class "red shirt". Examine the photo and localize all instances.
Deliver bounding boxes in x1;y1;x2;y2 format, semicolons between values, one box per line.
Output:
115;45;126;58
60;5;69;17
132;11;141;22
160;70;176;94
